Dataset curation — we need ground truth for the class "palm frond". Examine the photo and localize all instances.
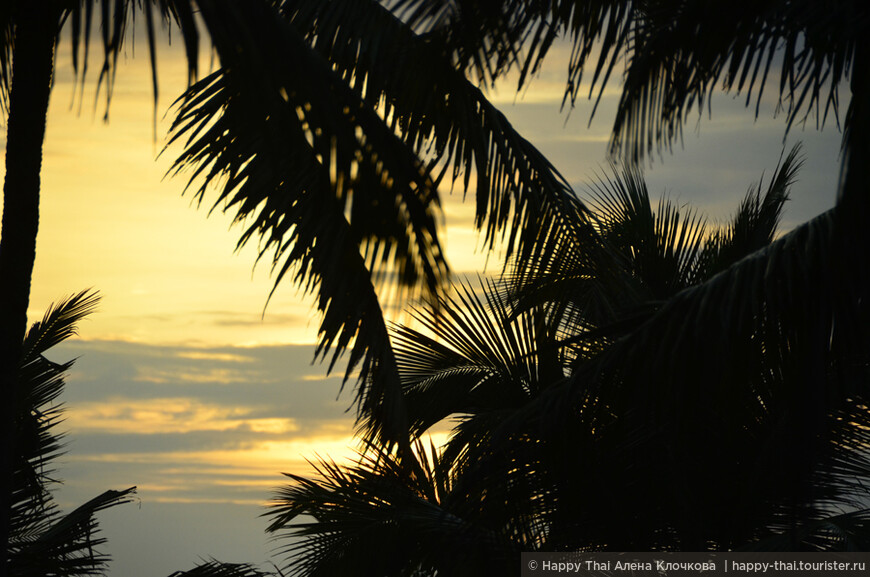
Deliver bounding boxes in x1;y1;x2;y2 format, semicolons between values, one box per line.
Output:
298;0;584;262
62;0;201;119
214;0;587;267
169;0;595;443
491;204;870;549
11;353;71;541
393;279;563;437
22;289;100;361
11;487;137;577
609;1;861;160
392;0;632;110
586;162;708;297
390;1;862;164
699;144;803;277
502;160;710;357
173;0;448;300
172;1;434;447
267;439;521;577
168;559;275;577
12;290;101;543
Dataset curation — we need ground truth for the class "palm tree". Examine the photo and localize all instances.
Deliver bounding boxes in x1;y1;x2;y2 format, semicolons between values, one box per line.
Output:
380;0;870;549
8;289;137;576
529;153;869;551
490;146;870;551
267;149;870;574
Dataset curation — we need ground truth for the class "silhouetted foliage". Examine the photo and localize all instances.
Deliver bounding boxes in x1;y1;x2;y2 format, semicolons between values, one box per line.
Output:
268;151;870;576
8;290;136;576
168;560;275;577
167;0;585;447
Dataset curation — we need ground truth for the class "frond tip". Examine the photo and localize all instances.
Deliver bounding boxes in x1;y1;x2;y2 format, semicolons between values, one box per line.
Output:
23;289;100;361
169;559;275;577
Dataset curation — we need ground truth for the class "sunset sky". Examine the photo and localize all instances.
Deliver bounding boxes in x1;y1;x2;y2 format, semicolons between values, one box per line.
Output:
5;18;847;577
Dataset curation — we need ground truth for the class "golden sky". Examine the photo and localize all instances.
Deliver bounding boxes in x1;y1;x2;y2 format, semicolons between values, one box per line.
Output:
35;41;354;347
2;19;848;577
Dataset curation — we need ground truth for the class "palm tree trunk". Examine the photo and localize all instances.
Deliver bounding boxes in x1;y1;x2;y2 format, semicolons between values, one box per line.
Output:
0;8;57;574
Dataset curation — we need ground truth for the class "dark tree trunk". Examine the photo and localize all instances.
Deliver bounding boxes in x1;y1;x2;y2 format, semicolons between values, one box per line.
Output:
0;7;58;575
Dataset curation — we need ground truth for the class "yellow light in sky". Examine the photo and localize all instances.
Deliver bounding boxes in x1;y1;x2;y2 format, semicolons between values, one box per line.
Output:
28;44;320;346
22;31;491;349
66;397;300;435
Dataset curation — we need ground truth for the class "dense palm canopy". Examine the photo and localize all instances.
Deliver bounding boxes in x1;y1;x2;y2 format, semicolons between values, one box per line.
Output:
388;0;870;340
2;0;591;461
268;149;870;574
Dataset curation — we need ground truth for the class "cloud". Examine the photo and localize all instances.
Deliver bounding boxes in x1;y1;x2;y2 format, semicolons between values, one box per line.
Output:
133;367;265;385
66;397;301;435
205;310;310;328
53;339;359;514
175;350;257;363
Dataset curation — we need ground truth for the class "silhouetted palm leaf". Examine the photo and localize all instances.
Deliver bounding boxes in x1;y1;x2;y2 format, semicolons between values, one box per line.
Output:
168;1;441;447
279;0;583;259
586;163;708;297
13;487;137;576
268;439;524;577
498;204;870;549
606;1;861;161
698;144;802;277
168;0;593;445
392;1;861;161
9;290;137;576
393;280;563;438
168;560;275;577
